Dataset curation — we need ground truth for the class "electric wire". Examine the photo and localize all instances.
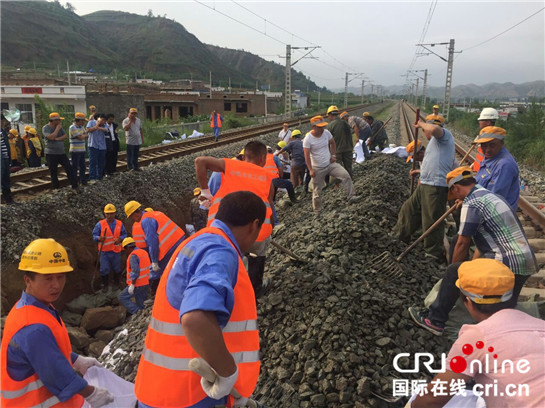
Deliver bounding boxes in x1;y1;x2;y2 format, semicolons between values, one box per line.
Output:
461;7;544;52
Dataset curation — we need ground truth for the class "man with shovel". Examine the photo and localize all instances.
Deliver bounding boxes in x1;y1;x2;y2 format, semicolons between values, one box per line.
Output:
134;191;265;408
393;120;456;262
409;167;537;336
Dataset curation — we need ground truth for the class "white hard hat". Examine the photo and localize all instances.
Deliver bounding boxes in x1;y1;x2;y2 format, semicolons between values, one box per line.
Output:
478;108;499;121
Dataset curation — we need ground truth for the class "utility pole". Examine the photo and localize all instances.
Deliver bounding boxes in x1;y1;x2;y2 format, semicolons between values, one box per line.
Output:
317;91;321;106
422;69;428;109
443;39;455;121
361;80;364;104
344;72;364;108
416;39;458;121
209;71;212;98
228;77;231;93
66;60;71;85
414;79;419;107
284;45;292;118
283;44;320;118
57;64;60;78
371;84;374;101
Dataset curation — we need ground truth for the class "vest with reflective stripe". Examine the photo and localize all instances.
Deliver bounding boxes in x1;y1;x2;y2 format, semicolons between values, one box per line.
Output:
210;113;222;128
264;154;279;178
1;303;84;408
472;146;484;172
98;219;123;253
132;211;185;260
207;159;273;242
134;226;260;407
126;248;151;287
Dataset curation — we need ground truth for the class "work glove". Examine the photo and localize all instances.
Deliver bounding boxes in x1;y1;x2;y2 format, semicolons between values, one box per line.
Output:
200;366;238;400
73;355;103;375
199;188;213;209
128;284;135;295
234;396;249;407
84;386;114;408
151;262;161;273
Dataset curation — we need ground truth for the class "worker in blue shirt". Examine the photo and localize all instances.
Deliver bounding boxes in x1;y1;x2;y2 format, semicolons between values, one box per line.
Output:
92;203;128;290
118;237;150;315
473;126;519;212
1;238;114;407
134;190;266;408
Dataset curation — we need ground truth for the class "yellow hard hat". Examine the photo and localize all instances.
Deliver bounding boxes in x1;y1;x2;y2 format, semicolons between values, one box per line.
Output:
19;239;73;274
193;187;201;196
433;105;440;109
124;200;142;217
24;125;31;131
291;129;302;138
28;128;37;135
145;207;154;212
362;112;370;117
122;237;136;248
326;105;339;115
9;129;18;136
238;149;245;156
104;203;116;213
278;141;287;149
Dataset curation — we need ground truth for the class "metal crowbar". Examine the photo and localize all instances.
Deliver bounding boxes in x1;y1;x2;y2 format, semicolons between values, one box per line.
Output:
189;358;268;408
270;239;308;263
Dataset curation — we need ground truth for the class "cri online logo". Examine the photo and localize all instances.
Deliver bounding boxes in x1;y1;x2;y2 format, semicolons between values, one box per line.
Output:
393;341;531;375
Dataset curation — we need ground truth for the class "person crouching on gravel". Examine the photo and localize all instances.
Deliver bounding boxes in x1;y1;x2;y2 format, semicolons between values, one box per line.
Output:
303;115;360;215
410;258;545;408
118;237;150;315
408;167;537;336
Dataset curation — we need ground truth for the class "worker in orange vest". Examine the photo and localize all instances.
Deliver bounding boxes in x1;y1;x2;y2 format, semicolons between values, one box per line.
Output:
118;237;150;314
195;140;274;297
210;110;224;142
1;239;114;408
124;201;185;295
92;203;128;290
134;191;265;408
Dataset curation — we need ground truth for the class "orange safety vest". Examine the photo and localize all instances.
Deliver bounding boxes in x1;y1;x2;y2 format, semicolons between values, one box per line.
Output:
472;146;484;172
8;138;17;159
98;219;123;253
1;303;84;408
207;159;273;242
210;113;222;128
264;153;280;179
134;226;260;407
132;211;185;260
126;248;151;287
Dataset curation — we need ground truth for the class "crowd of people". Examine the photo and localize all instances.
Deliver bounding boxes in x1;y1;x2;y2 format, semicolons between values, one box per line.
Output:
1;105;544;408
0;106;142;203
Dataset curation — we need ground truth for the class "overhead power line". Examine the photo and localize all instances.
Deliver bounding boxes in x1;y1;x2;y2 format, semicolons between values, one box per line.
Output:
461;7;544;52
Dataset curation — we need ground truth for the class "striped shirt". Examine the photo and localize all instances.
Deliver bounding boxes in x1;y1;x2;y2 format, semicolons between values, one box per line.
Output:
459;184;537;275
69;124;87;152
1;130;10;159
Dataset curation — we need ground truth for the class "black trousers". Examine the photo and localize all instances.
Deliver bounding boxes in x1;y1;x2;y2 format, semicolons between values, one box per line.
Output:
429;262;530;325
46;154;77;188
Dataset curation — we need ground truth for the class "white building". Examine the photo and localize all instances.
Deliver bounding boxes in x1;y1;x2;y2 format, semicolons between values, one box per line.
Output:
1;85;87;129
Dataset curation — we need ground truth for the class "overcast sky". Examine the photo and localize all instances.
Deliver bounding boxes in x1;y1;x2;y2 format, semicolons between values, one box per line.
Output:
69;1;544;90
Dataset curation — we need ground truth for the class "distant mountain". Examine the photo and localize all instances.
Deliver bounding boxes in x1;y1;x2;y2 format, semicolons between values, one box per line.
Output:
0;1;319;91
379;81;545;101
206;44;322;92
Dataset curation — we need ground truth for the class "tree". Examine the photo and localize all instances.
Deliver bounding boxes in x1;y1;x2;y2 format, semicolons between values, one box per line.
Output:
65;2;75;12
147;9;153;18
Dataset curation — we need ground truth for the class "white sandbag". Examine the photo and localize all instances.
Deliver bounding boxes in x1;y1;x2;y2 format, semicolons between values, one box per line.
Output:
381;146;409;159
354;141;365;164
188;129;204;138
181;134;187;140
82;366;136;408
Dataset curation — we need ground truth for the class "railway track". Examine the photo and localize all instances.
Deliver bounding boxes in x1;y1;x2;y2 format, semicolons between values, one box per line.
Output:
399;100;545;298
7;103;385;197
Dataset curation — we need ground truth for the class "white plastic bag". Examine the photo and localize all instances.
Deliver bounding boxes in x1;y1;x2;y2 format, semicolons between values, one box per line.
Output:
82;366;136;408
354;141;365;164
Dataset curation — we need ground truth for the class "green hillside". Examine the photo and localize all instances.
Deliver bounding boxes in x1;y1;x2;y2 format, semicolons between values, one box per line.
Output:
0;1;321;91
